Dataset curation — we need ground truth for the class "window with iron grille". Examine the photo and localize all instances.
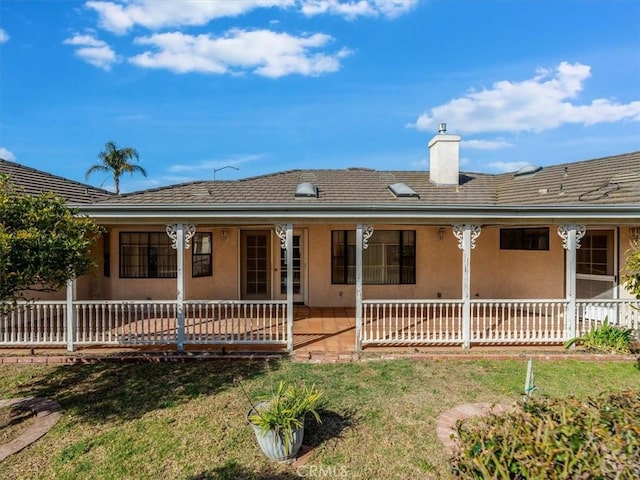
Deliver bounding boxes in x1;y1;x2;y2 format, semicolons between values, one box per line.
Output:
331;230;415;284
119;232;176;278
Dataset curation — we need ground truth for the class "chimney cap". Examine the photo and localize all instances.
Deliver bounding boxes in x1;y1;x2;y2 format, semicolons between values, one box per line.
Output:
438;123;447;134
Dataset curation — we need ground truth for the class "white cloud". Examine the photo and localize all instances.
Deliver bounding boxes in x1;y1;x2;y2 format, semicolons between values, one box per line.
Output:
410;62;640;134
0;147;16;161
463;139;514;150
300;0;418;19
168;154;264;174
373;0;419;18
130;29;350;77
0;29;9;44
64;34;118;70
486;161;532;173
86;0;294;34
86;0;416;33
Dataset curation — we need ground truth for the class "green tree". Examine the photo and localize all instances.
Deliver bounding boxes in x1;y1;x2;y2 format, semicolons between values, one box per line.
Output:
85;141;147;194
623;239;640;299
0;175;101;302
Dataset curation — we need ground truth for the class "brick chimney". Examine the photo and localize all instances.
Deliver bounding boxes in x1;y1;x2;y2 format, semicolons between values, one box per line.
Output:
428;123;460;186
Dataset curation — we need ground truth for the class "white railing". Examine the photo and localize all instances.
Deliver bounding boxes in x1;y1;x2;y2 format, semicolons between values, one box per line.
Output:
2;298;637;350
184;300;288;345
577;299;639;338
362;300;464;345
470;300;568;344
361;298;639;347
0;301;67;345
74;300;178;345
0;300;289;348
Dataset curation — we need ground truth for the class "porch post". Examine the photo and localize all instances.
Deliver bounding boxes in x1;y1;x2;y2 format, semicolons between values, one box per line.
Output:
355;224;373;352
167;223;196;351
453;224;481;350
276;224;294;352
65;278;76;352
558;224;586;341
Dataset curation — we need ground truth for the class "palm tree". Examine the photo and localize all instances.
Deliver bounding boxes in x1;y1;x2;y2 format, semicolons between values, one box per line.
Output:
85;141;147;194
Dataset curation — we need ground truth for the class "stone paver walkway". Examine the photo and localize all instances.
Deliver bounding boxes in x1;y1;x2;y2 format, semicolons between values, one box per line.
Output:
0;397;62;461
436;402;514;455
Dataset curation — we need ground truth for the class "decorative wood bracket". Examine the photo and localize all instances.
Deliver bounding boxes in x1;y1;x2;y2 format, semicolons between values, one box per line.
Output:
166;224;196;250
557;224;586;250
362;225;374;250
275;224;287;251
453;224;481;250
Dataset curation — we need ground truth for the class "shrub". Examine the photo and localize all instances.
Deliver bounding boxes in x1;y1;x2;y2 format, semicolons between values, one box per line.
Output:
564;319;635;354
451;391;640;479
623;239;640;299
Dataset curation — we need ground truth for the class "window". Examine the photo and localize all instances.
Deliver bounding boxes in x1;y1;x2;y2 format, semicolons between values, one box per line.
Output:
193;232;212;277
119;232;176;278
332;230;415;284
103;232;110;277
577;231;613;276
500;228;549;250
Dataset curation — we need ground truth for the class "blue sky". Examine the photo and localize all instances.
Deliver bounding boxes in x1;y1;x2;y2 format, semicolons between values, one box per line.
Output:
1;0;639;193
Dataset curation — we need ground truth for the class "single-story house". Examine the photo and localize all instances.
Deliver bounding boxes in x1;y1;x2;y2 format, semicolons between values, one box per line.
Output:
1;127;639;353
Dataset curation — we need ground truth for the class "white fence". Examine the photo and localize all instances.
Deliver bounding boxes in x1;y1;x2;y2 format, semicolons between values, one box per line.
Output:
470;300;567;344
2;298;638;351
183;301;288;345
362;300;464;345
362;299;639;347
0;301;67;345
0;300;288;348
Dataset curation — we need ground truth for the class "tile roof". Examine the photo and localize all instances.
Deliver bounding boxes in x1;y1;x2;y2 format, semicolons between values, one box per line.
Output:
0;158;114;204
96;151;640;207
494;151;640;205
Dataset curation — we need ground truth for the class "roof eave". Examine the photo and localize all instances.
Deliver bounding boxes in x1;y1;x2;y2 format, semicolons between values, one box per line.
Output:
73;202;640;225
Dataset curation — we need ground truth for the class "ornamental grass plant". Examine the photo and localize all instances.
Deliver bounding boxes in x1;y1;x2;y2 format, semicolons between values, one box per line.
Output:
564;318;635;354
246;380;323;456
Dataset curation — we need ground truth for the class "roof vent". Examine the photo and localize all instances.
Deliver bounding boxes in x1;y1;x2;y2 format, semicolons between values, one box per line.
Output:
295;182;318;198
514;165;542;177
388;182;419;198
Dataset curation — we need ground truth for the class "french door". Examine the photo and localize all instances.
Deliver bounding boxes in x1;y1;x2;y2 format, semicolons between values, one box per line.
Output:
275;230;306;304
241;231;271;300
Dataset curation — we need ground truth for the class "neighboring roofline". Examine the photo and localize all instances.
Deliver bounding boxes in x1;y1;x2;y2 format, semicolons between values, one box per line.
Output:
0;158;115;196
74;202;640;225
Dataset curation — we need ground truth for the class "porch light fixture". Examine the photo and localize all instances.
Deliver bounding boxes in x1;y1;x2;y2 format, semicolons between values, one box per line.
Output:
438;227;446;240
630;227;640;242
221;228;228;240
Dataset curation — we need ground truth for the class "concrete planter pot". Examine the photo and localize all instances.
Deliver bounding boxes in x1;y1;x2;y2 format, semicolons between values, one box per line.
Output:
247;402;305;462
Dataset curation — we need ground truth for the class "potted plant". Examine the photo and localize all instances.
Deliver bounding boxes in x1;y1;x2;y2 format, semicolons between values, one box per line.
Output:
246;380;323;462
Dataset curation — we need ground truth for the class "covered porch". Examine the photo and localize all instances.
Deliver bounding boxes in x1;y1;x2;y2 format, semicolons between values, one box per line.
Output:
2;222;639;354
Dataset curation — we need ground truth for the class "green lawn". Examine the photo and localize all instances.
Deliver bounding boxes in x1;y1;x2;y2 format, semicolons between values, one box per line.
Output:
0;358;638;479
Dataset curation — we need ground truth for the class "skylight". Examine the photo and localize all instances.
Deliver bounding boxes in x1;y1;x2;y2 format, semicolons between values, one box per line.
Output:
295;182;318;198
388;182;419;198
